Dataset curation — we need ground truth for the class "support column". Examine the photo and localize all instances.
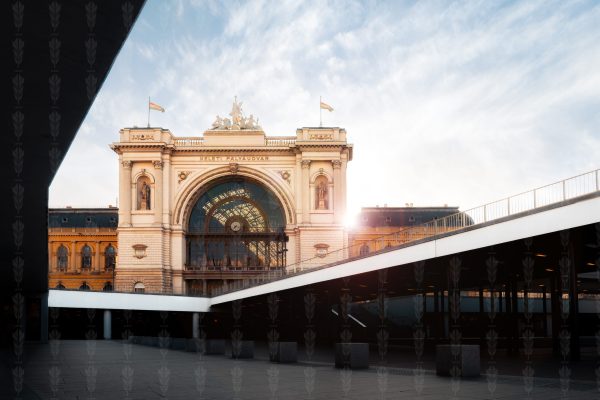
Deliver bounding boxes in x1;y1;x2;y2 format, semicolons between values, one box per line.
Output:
301;160;311;224
542;285;548;337
120;160;132;226
433;289;439;340
95;241;101;272
193;312;200;339
41;293;48;344
340;155;347;221
162;156;170;226
153;160;163;225
332;160;342;224
550;274;559;354
103;310;112;340
70;241;77;272
569;234;582;361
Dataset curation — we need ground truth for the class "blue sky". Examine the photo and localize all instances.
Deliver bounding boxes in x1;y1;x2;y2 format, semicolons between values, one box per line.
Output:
50;0;600;221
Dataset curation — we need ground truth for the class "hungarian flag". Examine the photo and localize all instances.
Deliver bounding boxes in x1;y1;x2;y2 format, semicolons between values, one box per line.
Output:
320;101;334;112
149;101;165;112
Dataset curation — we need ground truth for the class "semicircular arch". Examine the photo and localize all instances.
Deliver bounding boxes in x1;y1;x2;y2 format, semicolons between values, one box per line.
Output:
173;166;296;229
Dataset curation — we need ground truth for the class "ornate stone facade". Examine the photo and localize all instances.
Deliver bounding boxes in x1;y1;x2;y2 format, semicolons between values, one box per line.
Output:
348;206;461;256
110;101;353;295
48;208;118;291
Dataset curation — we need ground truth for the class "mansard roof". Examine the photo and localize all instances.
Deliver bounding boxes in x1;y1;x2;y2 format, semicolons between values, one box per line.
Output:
48;208;118;228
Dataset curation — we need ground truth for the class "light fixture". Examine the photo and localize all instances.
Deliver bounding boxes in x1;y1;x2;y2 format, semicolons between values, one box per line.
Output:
545;268;554;272
535;253;547;258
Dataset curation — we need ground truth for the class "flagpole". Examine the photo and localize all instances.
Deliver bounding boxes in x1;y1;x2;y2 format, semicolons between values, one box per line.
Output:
147;96;151;128
319;95;322;127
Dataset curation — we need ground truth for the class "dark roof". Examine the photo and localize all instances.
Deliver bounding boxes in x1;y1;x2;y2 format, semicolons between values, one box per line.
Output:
355;206;460;227
48;208;118;228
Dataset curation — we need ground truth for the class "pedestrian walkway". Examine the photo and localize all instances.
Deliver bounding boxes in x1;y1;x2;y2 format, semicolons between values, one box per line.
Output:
1;340;597;399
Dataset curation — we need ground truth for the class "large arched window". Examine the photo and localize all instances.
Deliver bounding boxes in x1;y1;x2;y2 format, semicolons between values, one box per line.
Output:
103;282;113;292
104;244;116;269
79;282;90;291
186;178;287;271
55;282;65;290
359;243;370;256
57;245;68;271
133;282;145;293
81;244;92;269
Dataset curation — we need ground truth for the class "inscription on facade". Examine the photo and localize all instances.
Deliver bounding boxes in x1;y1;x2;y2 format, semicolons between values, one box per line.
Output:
309;133;333;140
199;155;269;162
131;133;155;141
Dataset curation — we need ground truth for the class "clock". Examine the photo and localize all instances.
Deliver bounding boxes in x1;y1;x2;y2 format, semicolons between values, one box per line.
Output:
230;221;242;232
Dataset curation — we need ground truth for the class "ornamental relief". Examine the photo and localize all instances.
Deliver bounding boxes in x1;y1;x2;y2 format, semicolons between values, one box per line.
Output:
276;170;291;184
131;133;155;141
177;170;191;183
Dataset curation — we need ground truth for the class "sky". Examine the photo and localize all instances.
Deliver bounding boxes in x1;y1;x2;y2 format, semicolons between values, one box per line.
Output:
49;0;600;224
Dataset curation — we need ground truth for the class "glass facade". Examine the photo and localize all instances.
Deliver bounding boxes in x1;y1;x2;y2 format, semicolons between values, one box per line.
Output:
186;178;287;270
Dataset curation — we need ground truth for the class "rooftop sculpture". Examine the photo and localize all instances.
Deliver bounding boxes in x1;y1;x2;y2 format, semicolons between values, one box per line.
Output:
211;96;262;130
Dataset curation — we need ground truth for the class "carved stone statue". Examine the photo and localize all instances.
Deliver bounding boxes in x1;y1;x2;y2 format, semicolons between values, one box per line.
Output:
211;115;223;129
317;181;328;209
229;96;243;127
210;97;261;130
140;181;151;210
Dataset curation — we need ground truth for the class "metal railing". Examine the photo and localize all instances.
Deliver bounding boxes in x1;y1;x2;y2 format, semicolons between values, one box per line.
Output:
211;168;600;296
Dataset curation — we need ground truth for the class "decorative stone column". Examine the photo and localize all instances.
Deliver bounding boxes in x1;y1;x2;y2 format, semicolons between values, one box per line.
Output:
70;241;77;272
332;160;342;224
341;156;348;221
95;241;101;272
301;160;311;224
120;160;132;226
162;156;170;226
153;160;163;225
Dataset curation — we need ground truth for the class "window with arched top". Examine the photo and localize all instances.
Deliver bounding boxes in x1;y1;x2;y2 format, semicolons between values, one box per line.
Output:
55;282;65;289
79;282;90;291
57;245;68;271
359;243;370;256
133;282;145;293
81;244;92;269
314;175;329;210
104;244;116;269
103;282;113;292
137;176;152;210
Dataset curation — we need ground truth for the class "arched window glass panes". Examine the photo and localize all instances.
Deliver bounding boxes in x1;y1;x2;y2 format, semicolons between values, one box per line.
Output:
133;282;145;293
105;244;116;269
79;282;90;291
186;178;287;273
103;282;113;292
359;243;370;256
55;283;65;289
81;245;92;269
57;245;68;270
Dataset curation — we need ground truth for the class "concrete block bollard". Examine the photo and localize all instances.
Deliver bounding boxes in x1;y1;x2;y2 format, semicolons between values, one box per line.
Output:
204;339;226;355
436;344;480;377
231;340;254;359
270;342;297;363
335;343;369;369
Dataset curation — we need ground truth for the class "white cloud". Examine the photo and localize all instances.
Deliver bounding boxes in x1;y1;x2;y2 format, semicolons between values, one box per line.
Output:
50;0;600;222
